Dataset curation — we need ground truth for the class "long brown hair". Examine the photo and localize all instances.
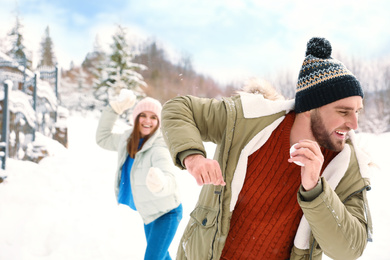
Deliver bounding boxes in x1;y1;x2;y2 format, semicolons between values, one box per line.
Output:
126;113;160;158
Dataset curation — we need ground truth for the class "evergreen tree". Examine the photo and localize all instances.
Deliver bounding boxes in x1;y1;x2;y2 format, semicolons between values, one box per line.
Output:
82;35;106;73
93;25;147;105
38;26;56;67
7;12;31;68
0;37;6;53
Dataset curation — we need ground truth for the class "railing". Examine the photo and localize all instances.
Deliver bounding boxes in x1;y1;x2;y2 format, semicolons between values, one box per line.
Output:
0;56;66;166
1;81;11;170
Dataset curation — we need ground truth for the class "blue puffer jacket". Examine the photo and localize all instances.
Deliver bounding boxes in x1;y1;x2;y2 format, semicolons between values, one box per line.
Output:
96;106;181;224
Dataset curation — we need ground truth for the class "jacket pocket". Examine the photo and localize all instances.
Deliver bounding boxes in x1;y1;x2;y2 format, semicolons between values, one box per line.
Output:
181;206;219;260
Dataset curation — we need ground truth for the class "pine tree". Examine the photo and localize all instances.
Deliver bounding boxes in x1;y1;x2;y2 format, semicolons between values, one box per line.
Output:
82;35;106;74
0;37;6;53
38;26;56;67
7;12;31;68
93;25;147;105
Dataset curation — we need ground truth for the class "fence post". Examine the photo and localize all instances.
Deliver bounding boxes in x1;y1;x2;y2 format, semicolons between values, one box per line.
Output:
1;80;11;170
22;53;27;92
55;66;58;99
32;73;37;141
55;66;58;122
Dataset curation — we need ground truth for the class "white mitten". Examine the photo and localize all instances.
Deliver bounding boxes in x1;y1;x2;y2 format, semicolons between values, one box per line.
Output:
109;89;136;115
146;167;168;193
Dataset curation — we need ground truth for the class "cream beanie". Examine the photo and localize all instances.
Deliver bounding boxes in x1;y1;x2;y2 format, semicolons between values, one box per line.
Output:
132;97;162;124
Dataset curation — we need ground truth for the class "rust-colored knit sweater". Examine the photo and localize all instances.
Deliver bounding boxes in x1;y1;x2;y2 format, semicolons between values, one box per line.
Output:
221;112;337;259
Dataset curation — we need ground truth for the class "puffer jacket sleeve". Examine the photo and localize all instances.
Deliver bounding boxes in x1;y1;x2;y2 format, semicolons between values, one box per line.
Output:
161;95;228;169
298;178;368;260
96;106;124;151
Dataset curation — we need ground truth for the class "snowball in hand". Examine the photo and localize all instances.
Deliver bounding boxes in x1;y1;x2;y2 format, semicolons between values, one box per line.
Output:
290;144;305;166
118;89;135;102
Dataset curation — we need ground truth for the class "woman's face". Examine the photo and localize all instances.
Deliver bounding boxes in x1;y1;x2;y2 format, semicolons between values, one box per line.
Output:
137;111;159;138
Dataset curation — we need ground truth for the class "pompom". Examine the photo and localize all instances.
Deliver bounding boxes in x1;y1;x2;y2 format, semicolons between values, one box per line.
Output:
305;37;332;59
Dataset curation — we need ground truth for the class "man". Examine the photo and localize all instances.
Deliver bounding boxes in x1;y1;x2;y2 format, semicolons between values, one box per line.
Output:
161;37;373;260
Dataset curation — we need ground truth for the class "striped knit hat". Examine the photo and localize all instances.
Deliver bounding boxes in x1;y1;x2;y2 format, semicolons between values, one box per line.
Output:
132;97;162;125
295;37;364;113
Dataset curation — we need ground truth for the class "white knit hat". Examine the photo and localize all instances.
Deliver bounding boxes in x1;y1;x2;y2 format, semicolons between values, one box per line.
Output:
132;97;162;124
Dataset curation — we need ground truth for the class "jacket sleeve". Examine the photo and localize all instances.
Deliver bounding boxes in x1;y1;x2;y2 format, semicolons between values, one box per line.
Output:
95;106;124;151
298;178;368;260
161;95;228;169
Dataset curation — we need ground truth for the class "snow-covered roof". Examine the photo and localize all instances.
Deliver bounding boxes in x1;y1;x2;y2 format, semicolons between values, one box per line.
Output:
0;51;35;78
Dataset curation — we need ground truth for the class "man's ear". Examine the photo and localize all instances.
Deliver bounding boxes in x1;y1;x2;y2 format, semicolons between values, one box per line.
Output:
303;110;311;119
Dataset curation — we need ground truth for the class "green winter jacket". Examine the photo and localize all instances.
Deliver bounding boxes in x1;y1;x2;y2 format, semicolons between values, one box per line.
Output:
96;106;181;224
161;93;373;260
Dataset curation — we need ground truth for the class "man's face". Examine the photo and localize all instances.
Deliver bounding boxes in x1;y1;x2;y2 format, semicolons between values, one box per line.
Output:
310;96;363;151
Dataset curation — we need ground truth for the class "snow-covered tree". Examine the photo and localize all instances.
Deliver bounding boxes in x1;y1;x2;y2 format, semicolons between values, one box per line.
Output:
82;35;107;89
7;12;31;68
82;35;106;73
93;25;147;105
38;26;56;67
0;37;7;54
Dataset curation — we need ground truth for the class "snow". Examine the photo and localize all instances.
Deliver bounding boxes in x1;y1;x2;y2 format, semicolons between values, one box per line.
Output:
9;90;36;128
36;80;58;111
0;112;389;260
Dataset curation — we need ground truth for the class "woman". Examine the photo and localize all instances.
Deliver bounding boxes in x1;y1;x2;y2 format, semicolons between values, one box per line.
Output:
96;91;182;260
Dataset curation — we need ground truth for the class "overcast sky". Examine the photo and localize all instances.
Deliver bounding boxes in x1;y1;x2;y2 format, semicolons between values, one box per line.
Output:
1;0;390;83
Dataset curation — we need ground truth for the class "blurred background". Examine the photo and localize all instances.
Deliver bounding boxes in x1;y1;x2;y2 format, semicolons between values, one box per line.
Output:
0;1;390;259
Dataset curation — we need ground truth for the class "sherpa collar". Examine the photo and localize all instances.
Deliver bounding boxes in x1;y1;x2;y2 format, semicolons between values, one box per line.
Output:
239;92;295;118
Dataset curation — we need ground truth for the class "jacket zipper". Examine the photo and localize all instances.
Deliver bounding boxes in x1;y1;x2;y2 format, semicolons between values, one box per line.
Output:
210;188;222;259
309;238;316;260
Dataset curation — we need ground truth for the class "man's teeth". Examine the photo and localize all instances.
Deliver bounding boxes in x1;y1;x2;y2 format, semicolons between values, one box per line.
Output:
336;131;346;135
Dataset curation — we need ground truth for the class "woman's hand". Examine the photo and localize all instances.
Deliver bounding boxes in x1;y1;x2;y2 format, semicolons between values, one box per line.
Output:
109;89;136;115
146;167;167;193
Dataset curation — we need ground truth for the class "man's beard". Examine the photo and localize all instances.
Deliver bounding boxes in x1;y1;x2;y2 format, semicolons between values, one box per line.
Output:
310;110;345;152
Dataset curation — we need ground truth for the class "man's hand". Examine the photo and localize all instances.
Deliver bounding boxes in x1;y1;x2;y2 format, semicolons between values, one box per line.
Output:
288;140;324;191
184;154;226;186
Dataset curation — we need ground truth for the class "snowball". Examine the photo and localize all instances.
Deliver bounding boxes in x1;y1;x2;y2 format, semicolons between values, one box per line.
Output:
118;89;135;102
290;143;305;166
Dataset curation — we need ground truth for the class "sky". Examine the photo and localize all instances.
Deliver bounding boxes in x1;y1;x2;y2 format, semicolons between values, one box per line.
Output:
1;0;390;83
0;111;389;259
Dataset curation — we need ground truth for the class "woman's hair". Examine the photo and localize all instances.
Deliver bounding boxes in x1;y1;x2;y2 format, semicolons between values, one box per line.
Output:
126;113;160;158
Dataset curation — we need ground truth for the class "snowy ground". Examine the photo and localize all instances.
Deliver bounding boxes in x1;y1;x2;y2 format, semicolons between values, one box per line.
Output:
0;111;389;260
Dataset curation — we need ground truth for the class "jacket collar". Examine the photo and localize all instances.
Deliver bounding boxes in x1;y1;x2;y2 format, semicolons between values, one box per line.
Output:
239;92;295;118
136;128;163;153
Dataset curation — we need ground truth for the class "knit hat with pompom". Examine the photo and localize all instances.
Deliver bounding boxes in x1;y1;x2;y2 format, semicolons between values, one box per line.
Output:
295;37;364;113
132;97;162;125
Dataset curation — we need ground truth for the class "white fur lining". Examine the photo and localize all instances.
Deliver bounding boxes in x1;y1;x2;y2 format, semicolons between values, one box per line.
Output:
229;117;285;211
348;131;371;179
239;92;295;118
